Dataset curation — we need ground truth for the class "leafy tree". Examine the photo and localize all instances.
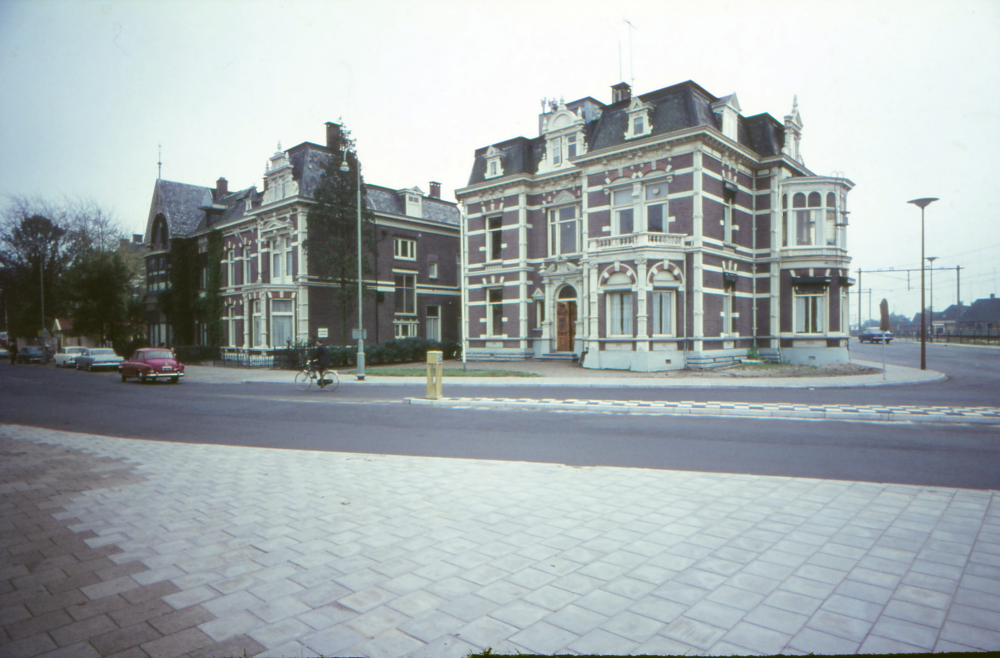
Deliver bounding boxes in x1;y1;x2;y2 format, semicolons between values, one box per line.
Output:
0;211;68;338
63;249;139;348
304;129;377;346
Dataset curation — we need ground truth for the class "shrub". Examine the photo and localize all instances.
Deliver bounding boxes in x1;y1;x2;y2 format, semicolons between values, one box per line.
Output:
174;345;219;364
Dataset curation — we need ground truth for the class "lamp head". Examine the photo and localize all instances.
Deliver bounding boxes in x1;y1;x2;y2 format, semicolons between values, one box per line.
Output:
907;197;939;209
339;152;350;173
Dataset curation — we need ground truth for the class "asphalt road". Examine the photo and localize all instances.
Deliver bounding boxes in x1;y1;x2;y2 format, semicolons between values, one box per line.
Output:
2;344;998;490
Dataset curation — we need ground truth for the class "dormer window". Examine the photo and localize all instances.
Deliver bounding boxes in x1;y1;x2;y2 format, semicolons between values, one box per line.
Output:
711;94;742;142
401;188;423;217
624;96;653;141
485;146;503;180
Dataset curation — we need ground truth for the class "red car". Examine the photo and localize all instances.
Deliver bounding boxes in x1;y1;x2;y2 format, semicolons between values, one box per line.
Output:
120;348;185;384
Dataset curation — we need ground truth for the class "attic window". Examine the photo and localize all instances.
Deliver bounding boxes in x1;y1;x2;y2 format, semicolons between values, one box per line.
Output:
624;97;653;141
633;117;645;135
485;146;503;180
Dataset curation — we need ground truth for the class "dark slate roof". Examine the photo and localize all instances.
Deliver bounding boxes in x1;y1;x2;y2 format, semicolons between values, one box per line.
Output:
206;187;258;230
467;80;788;185
366;185;459;225
289;143;333;198
960;296;1000;323
156;180;213;237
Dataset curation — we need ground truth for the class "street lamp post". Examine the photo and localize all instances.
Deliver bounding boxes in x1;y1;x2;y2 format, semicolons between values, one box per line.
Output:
340;150;365;381
907;197;938;370
926;256;938;343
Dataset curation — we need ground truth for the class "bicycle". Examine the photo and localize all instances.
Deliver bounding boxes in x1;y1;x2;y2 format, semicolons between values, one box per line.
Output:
294;360;340;392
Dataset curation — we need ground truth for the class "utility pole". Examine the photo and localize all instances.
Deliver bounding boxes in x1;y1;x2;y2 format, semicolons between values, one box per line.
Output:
956;265;962;307
868;288;872;329
857;268;862;333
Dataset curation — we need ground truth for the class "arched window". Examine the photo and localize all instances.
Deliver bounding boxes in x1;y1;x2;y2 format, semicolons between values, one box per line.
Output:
605;273;633;337
781;194;788;247
808;192;821;208
826;192;836;208
793;193;806;209
557;286;577;300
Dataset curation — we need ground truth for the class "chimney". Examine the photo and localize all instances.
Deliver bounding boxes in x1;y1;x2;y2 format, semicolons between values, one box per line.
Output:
612;82;632;104
132;234;142;245
429;181;441;199
215;177;228;201
325;122;341;149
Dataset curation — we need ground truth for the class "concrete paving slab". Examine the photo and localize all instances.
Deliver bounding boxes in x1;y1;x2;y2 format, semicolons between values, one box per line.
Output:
2;423;998;656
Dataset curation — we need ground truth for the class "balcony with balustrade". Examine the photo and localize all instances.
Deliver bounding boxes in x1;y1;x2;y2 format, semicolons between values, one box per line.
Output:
587;231;688;255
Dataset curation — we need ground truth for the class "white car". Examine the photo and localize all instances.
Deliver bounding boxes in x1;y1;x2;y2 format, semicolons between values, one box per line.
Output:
55;346;88;368
75;348;124;371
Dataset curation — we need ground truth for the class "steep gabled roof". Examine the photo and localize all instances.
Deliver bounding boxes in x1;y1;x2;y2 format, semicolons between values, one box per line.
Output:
144;179;213;244
959;296;1000;323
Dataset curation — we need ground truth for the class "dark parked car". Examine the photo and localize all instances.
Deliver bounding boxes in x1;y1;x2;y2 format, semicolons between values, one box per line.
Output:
15;346;48;364
119;348;185;384
859;330;894;344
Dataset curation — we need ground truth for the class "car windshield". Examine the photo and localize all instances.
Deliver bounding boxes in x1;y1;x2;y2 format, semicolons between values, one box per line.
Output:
145;350;174;359
25;347;42;353
92;349;116;356
67;348;86;353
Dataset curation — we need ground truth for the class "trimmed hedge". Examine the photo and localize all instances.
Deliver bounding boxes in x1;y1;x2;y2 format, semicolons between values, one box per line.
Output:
173;345;219;364
273;337;461;370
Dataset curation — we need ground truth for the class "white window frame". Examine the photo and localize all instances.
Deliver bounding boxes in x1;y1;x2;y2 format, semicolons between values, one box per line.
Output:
488;217;503;261
606;290;633;337
394;321;418;338
650;290;675;337
425;305;441;341
722;288;736;336
548;205;579;256
394;273;416;315
429;262;438;279
612;187;635;236
394;238;416;261
644;181;670;233
794;291;826;334
488;288;504;337
271;299;294;347
535;299;545;330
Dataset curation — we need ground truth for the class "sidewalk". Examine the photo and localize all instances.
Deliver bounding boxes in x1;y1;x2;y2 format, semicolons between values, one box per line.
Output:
186;358;945;389
1;424;998;657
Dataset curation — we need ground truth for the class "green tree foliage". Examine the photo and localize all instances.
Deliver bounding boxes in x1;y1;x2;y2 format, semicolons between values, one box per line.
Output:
158;237;198;346
1;196;131;343
201;231;225;347
304;129;377;346
0;211;68;338
63;250;141;349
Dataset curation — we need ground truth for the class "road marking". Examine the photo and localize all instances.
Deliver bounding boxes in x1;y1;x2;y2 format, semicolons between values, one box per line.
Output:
407;397;1000;425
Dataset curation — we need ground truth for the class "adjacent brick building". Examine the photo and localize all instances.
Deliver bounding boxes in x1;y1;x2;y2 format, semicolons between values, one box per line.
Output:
455;80;855;370
142;123;460;354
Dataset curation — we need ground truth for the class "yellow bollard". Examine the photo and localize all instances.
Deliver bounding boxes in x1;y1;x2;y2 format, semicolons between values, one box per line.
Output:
426;350;443;400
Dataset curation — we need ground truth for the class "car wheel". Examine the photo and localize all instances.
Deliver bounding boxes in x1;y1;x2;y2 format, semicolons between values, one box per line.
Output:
76;362;81;370
121;373;127;382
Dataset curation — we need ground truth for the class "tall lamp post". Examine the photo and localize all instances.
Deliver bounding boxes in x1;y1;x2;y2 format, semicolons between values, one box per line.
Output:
340;149;365;381
907;197;938;370
926;256;938;342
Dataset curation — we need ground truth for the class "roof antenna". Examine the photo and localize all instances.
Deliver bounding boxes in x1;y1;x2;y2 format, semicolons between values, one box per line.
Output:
624;17;636;87
157;143;162;180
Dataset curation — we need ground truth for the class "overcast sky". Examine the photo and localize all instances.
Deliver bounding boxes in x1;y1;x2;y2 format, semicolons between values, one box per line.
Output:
1;0;997;320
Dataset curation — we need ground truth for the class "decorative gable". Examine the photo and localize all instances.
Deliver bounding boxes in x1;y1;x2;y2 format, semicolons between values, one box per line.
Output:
263;143;299;205
624;96;653;141
485;146;504;180
711;93;742;142
538;98;586;174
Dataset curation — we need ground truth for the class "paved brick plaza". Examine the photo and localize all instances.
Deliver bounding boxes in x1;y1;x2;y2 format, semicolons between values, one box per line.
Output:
1;424;998;657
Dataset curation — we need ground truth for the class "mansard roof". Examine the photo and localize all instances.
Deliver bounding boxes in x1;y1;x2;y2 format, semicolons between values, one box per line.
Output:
467;80;788;186
366;185;460;225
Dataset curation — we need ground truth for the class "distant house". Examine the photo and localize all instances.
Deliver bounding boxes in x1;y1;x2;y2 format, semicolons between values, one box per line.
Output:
955;294;1000;334
52;318;96;349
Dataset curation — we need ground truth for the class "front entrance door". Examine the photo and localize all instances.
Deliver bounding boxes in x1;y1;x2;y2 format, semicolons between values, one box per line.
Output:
556;301;576;352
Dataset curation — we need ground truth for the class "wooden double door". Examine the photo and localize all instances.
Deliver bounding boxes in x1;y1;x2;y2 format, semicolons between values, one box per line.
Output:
556;301;576;352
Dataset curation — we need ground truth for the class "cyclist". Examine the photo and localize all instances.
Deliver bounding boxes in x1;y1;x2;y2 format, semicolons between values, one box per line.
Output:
312;338;331;387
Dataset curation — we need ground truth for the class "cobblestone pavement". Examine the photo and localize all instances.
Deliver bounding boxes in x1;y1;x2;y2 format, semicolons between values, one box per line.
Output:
409;398;1000;425
2;424;999;657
